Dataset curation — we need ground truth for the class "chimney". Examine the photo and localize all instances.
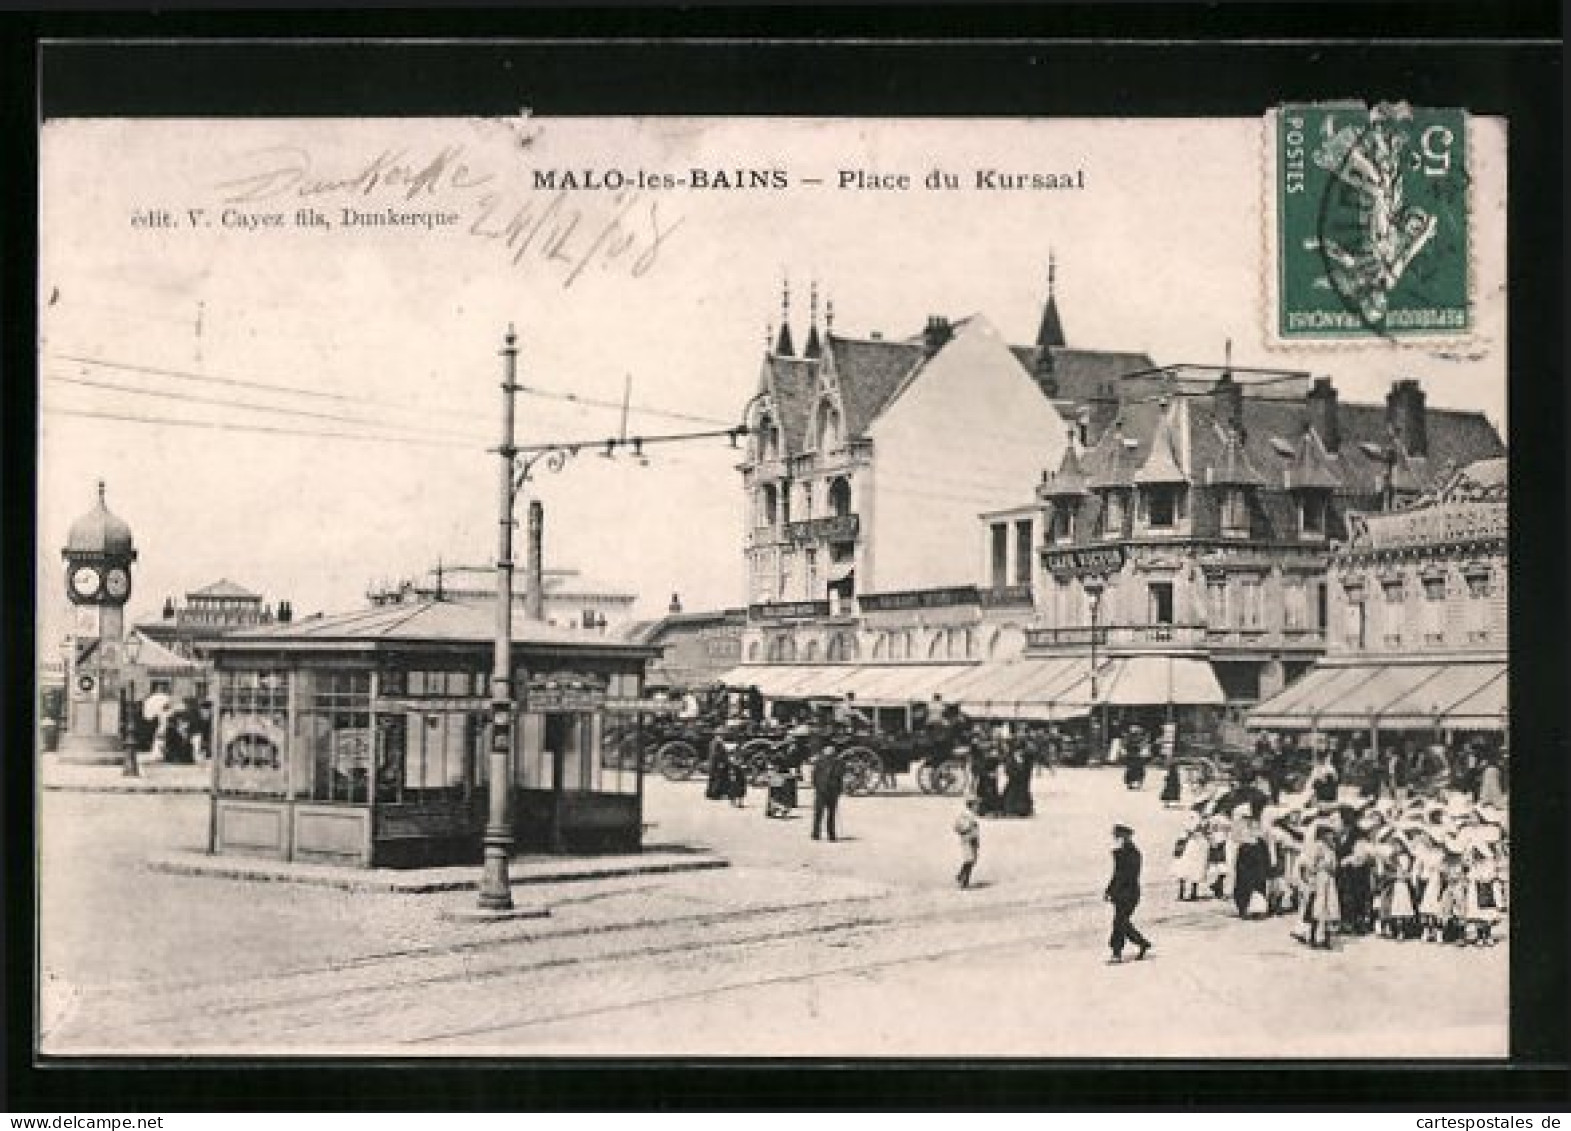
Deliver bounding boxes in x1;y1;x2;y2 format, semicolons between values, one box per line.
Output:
278;600;293;624
1385;379;1428;457
1213;370;1244;437
525;499;545;620
922;315;953;357
162;597;176;620
668;591;683;615
1307;376;1340;452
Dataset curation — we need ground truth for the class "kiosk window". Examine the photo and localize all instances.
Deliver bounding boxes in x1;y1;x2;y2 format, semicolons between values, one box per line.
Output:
298;671;373;803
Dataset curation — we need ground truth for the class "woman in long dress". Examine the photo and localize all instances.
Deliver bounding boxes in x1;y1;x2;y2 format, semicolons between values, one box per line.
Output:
1159;759;1183;807
1170;814;1210;901
1002;746;1035;817
705;734;730;801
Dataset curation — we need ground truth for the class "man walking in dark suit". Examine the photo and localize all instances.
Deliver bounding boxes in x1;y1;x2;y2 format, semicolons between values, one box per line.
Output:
1105;823;1151;963
812;745;846;841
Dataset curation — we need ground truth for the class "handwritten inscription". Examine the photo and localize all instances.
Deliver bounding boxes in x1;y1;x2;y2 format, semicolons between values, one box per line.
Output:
214;145;495;205
468;187;684;289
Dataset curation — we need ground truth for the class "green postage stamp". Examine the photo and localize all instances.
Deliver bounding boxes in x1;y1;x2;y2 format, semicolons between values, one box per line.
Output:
1273;102;1470;341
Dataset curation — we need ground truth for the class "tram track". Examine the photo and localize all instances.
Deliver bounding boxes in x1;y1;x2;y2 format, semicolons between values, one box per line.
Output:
402;899;1235;1047
61;885;1237;1061
62;883;1152;1049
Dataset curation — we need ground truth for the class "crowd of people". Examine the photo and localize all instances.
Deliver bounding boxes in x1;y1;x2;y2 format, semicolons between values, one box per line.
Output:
1169;747;1509;950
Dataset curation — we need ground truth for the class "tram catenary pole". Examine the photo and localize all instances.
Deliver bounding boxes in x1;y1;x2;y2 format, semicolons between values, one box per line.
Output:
479;325;520;912
473;326;758;909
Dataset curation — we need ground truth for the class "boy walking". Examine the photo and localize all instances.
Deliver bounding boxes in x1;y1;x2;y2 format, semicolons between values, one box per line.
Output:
954;799;981;889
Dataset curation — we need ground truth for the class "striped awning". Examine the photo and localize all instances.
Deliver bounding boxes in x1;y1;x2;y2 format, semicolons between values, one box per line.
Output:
720;663;976;705
1248;659;1507;731
1098;656;1226;707
936;658;1093;719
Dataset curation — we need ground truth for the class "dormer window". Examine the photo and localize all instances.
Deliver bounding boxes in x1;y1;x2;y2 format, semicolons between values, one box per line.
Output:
1100;490;1126;537
1299;491;1328;538
815;400;842;451
1050;502;1075;544
1143;485;1182;530
1222;487;1250;538
756;414;780;461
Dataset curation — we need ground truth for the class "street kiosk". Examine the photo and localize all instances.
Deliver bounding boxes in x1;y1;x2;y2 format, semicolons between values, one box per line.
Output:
203;600;661;868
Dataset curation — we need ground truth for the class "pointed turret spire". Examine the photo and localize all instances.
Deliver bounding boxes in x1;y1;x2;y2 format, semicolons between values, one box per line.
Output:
774;276;795;356
825;296;835;335
804;280;823;358
1035;249;1066;350
1043;437;1091;498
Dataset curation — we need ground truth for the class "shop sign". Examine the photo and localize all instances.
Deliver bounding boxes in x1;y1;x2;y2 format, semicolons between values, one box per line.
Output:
749;600;830;622
603;697;683;714
858;586;980;612
1044;546;1127;577
523;670;608;711
785;514;860;542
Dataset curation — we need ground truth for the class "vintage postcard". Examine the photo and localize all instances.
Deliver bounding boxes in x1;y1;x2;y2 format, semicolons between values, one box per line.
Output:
38;108;1509;1059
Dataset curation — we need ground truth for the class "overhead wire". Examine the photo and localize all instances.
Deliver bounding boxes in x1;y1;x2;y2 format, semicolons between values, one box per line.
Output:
48;349;738;432
43;369;490;443
41;406;481;450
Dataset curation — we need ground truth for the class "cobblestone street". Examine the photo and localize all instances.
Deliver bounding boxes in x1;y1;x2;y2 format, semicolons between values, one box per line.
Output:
39;767;1507;1056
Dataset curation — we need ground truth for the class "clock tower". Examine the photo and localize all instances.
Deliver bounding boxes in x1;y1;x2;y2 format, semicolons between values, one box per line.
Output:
57;481;138;762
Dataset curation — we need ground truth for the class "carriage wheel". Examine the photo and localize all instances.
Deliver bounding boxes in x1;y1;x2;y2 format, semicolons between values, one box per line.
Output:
658;740;702;781
929;759;964;796
739;738;779;785
841;747;883;796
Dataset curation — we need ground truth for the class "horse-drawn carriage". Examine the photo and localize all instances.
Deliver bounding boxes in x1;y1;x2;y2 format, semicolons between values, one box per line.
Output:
609;684;980;796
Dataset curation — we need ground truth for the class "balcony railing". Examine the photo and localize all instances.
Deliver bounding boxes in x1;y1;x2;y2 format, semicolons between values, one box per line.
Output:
1026;626;1106;648
1025;624;1328;652
980;584;1034;608
1025;624;1207;649
785;514;860;543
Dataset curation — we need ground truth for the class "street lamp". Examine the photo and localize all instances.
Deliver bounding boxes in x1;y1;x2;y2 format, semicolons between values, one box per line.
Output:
1083;575;1105;760
120;632;143;777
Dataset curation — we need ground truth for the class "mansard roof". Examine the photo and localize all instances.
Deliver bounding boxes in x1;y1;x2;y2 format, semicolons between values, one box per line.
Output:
1074;389;1501;499
1208;427;1267;487
1009;345;1157;404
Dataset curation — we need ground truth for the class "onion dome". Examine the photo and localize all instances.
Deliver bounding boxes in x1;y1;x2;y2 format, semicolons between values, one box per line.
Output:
64;481;136;559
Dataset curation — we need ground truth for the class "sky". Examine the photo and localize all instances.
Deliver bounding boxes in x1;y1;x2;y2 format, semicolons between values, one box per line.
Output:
37;115;1507;650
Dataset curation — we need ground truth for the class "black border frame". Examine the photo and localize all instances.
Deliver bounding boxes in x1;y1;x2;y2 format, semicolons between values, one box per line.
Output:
3;7;1565;1112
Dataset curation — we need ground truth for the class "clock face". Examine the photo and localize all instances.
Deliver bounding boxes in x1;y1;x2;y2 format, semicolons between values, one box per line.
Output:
104;567;131;601
70;565;102;601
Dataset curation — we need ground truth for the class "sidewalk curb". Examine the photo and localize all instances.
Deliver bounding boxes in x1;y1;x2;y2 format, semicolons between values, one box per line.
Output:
145;850;730;893
44;782;209;795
